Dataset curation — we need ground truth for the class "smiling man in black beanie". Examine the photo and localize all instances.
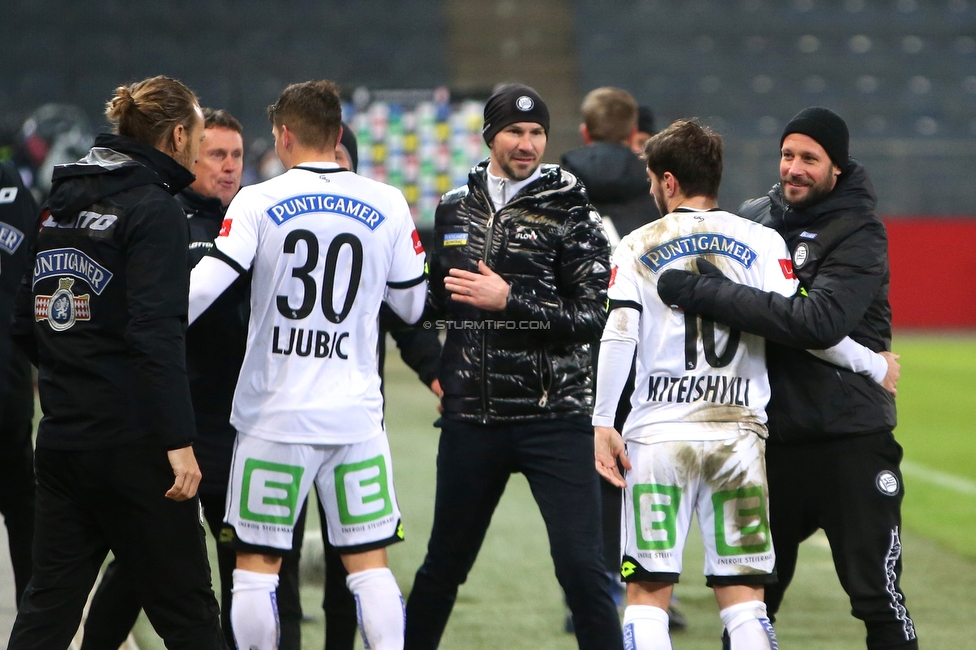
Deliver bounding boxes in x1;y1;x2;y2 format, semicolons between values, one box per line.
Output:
656;107;916;650
404;83;622;649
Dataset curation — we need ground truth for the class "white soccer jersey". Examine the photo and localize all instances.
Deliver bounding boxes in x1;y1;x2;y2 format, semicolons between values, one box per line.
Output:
604;207;796;442
196;164;426;444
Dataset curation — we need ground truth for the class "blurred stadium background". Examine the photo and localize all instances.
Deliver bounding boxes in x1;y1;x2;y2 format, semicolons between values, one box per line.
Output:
1;0;974;648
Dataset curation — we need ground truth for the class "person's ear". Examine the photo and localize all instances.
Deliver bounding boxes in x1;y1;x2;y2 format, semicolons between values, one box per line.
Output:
580;123;593;145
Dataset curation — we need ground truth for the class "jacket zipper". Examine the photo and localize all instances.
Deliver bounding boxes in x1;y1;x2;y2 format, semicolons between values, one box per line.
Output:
480;191;499;423
538;348;552;407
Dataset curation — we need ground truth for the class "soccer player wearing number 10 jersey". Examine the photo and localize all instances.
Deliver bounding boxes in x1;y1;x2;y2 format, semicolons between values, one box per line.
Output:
593;120;890;650
188;81;427;650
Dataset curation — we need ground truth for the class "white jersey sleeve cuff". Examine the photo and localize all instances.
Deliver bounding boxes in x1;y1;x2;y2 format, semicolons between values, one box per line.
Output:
808;336;888;384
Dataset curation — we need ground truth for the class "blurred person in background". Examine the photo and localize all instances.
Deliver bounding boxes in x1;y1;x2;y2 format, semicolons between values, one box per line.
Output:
8;75;226;650
630;105;656;155
561;87;660;243
0;160;40;610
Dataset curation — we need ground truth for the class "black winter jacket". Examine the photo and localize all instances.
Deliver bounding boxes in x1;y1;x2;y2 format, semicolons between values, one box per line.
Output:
426;161;610;423
11;133;197;450
560;142;660;237
1;161;39;405
181;188;248;494
657;160;895;444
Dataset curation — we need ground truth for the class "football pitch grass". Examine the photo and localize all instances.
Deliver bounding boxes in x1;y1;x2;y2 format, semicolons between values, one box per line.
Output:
133;333;976;649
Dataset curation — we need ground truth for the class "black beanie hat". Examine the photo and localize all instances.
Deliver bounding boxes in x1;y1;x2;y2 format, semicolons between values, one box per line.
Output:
482;84;550;145
637;105;656;135
339;121;358;173
780;107;849;168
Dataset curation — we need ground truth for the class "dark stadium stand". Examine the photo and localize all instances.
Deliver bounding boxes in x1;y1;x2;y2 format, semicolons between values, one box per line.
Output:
0;0;449;142
572;0;976;213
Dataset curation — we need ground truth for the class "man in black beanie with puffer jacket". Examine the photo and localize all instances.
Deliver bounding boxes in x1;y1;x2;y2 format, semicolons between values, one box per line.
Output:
404;83;622;650
656;107;917;650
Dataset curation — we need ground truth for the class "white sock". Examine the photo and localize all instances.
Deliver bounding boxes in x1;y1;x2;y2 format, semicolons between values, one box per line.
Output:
231;569;280;650
346;567;405;650
719;600;779;650
622;605;672;650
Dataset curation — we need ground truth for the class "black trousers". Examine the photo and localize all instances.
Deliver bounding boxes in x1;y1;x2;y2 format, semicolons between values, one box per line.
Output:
79;494;307;650
0;366;35;608
765;432;918;650
404;418;622;650
7;445;226;650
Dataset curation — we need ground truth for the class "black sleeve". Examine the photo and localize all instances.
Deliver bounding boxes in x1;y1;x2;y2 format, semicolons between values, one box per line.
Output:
659;221;887;349
390;327;442;387
1;163;40;380
380;302;442;387
421;199;450;323
122;192;196;449
503;207;611;344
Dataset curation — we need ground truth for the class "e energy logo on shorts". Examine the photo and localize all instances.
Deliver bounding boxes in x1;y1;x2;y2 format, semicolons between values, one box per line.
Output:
633;483;682;551
33;248;113;295
266;193;386;230
639;233;757;273
240;459;304;525
335;455;393;525
712;486;771;556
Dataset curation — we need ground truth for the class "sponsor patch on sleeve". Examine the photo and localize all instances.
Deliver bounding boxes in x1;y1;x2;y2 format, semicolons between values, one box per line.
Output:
779;258;795;279
0;221;25;254
608;265;618;288
219;218;232;237
411;229;424;255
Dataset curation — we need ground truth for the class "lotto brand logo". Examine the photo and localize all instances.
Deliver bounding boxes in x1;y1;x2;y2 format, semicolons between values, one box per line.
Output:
411;229;424;255
0;186;18;204
608;266;618;288
219;219;232;237
240;459;304;525
335;455;393;525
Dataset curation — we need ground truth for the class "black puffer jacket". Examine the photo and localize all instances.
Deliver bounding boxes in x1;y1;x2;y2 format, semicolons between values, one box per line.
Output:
11;133;196;450
658;160;895;444
561;142;660;237
426;160;610;423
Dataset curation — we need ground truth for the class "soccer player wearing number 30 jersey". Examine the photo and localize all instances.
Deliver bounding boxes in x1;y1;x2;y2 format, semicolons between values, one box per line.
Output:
189;81;426;650
593;120;892;650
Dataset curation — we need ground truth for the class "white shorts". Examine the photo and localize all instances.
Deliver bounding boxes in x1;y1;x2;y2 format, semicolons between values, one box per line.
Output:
224;431;403;553
621;429;775;586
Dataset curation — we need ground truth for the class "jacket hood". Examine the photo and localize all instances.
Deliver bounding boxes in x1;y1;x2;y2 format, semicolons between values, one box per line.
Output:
469;158;588;208
559;143;649;203
769;158;877;228
47;133;196;222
